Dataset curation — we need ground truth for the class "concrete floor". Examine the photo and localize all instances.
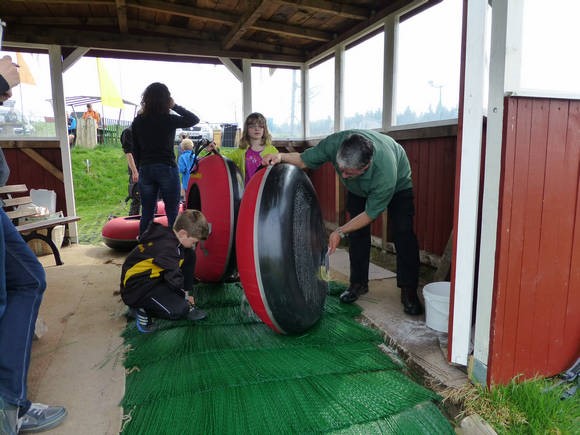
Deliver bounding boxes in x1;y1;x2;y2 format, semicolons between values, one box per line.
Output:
27;244;468;433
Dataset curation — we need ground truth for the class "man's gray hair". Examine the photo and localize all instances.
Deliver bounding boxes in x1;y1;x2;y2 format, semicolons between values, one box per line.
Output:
336;133;374;169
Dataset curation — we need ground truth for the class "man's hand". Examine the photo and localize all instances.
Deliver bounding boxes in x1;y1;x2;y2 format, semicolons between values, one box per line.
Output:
0;55;20;88
262;153;282;166
327;230;342;255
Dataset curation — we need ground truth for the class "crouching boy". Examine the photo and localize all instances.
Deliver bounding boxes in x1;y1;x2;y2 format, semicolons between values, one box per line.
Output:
120;209;209;333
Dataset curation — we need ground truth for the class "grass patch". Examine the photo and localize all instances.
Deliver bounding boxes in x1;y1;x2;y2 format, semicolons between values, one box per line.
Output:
442;377;579;434
71;143;132;244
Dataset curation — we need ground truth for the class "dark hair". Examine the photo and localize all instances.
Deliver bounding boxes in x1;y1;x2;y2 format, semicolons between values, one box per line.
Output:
140;82;171;115
336;133;374;169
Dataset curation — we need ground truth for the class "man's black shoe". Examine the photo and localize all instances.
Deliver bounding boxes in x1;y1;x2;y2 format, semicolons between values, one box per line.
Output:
339;283;369;304
401;287;424;315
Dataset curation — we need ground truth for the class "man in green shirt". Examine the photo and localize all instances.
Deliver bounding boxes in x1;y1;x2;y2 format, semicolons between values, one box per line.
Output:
262;129;423;315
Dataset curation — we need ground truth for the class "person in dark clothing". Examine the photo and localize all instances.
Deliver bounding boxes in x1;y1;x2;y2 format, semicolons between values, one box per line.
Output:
120;127;141;216
262;130;423;316
120;209;209;333
131;82;200;236
0;58;68;434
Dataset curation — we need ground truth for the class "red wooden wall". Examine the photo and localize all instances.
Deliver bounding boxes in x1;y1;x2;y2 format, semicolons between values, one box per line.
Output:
400;136;456;255
1;143;68;215
489;96;580;384
309;134;457;257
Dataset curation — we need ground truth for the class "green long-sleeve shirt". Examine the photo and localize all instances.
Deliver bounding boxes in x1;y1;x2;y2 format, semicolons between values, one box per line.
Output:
300;129;413;219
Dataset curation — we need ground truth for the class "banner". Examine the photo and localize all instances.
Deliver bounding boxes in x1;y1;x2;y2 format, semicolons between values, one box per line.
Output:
16;53;36;85
97;58;124;109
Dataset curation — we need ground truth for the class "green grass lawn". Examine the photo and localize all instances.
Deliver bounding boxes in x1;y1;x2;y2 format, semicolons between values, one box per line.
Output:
71;143;132;244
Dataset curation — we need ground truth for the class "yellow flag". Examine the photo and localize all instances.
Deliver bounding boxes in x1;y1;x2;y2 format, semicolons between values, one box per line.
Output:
96;58;124;109
16;53;36;85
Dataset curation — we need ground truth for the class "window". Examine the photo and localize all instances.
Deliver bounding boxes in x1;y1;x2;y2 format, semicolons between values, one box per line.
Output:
0;51;55;138
307;57;334;137
395;0;462;125
519;0;580;96
251;65;302;139
344;32;383;130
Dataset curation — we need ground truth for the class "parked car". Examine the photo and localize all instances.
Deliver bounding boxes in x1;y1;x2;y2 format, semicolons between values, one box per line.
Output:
175;122;213;145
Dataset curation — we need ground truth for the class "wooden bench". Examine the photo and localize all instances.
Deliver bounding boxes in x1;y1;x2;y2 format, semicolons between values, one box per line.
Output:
0;184;80;265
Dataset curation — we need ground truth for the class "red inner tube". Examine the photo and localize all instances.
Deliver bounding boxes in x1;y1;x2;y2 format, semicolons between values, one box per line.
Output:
102;215;168;250
186;154;243;282
236;164;327;335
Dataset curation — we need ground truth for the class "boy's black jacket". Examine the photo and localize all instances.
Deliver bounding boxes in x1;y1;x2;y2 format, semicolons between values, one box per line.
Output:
120;222;184;306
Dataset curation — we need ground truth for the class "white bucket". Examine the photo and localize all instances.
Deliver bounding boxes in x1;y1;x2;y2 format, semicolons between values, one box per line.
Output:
423;281;450;333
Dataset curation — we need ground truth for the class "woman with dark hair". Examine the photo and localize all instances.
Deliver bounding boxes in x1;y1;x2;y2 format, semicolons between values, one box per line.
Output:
131;82;200;236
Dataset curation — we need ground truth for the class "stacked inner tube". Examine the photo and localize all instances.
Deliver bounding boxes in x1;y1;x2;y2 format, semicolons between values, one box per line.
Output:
102;201;184;250
236;164;327;335
186;154;244;282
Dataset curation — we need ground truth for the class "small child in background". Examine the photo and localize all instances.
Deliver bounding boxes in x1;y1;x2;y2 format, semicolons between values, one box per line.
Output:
178;138;195;200
120;209;209;333
214;112;278;185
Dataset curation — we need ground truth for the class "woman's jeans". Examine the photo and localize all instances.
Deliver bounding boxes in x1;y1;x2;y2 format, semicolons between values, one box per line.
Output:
0;209;46;412
138;163;181;236
346;189;419;289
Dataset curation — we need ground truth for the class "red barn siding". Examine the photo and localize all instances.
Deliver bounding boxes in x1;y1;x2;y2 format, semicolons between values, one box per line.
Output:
308;162;337;224
1;144;68;215
400;137;456;255
489;97;580;384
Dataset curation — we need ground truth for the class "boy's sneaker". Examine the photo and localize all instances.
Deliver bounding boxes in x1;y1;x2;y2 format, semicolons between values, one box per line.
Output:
19;403;67;433
136;309;156;333
186;306;207;321
0;400;19;435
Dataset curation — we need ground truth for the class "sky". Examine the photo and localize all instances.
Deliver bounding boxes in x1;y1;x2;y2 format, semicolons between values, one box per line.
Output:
2;0;579;126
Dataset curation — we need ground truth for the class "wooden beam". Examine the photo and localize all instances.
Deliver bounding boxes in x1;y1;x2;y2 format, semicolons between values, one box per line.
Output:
115;0;129;34
10;0;112;4
252;19;331;42
222;0;268;50
62;47;90;72
129;0;238;25
277;0;368;20
307;0;414;59
4;25;306;63
0;141;61;149
20;149;64;182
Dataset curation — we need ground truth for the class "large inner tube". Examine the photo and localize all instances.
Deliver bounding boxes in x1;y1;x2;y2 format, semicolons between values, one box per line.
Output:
102;214;168;251
186;154;243;282
236;164;327;335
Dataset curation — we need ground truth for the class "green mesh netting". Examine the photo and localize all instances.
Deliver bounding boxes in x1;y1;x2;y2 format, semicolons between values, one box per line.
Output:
121;282;454;434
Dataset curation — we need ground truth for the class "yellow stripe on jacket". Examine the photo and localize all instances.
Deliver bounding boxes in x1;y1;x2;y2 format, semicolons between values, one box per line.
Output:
123;258;163;286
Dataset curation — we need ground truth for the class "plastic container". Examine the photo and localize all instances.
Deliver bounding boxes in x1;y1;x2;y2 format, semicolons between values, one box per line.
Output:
30;189;57;214
423;281;450;333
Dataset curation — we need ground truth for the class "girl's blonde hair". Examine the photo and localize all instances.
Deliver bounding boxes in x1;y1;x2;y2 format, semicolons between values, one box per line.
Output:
238;112;272;150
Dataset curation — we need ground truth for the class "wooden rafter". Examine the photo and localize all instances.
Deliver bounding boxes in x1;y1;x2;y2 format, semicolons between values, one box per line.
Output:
222;0;268;50
277;0;368;20
115;0;128;34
